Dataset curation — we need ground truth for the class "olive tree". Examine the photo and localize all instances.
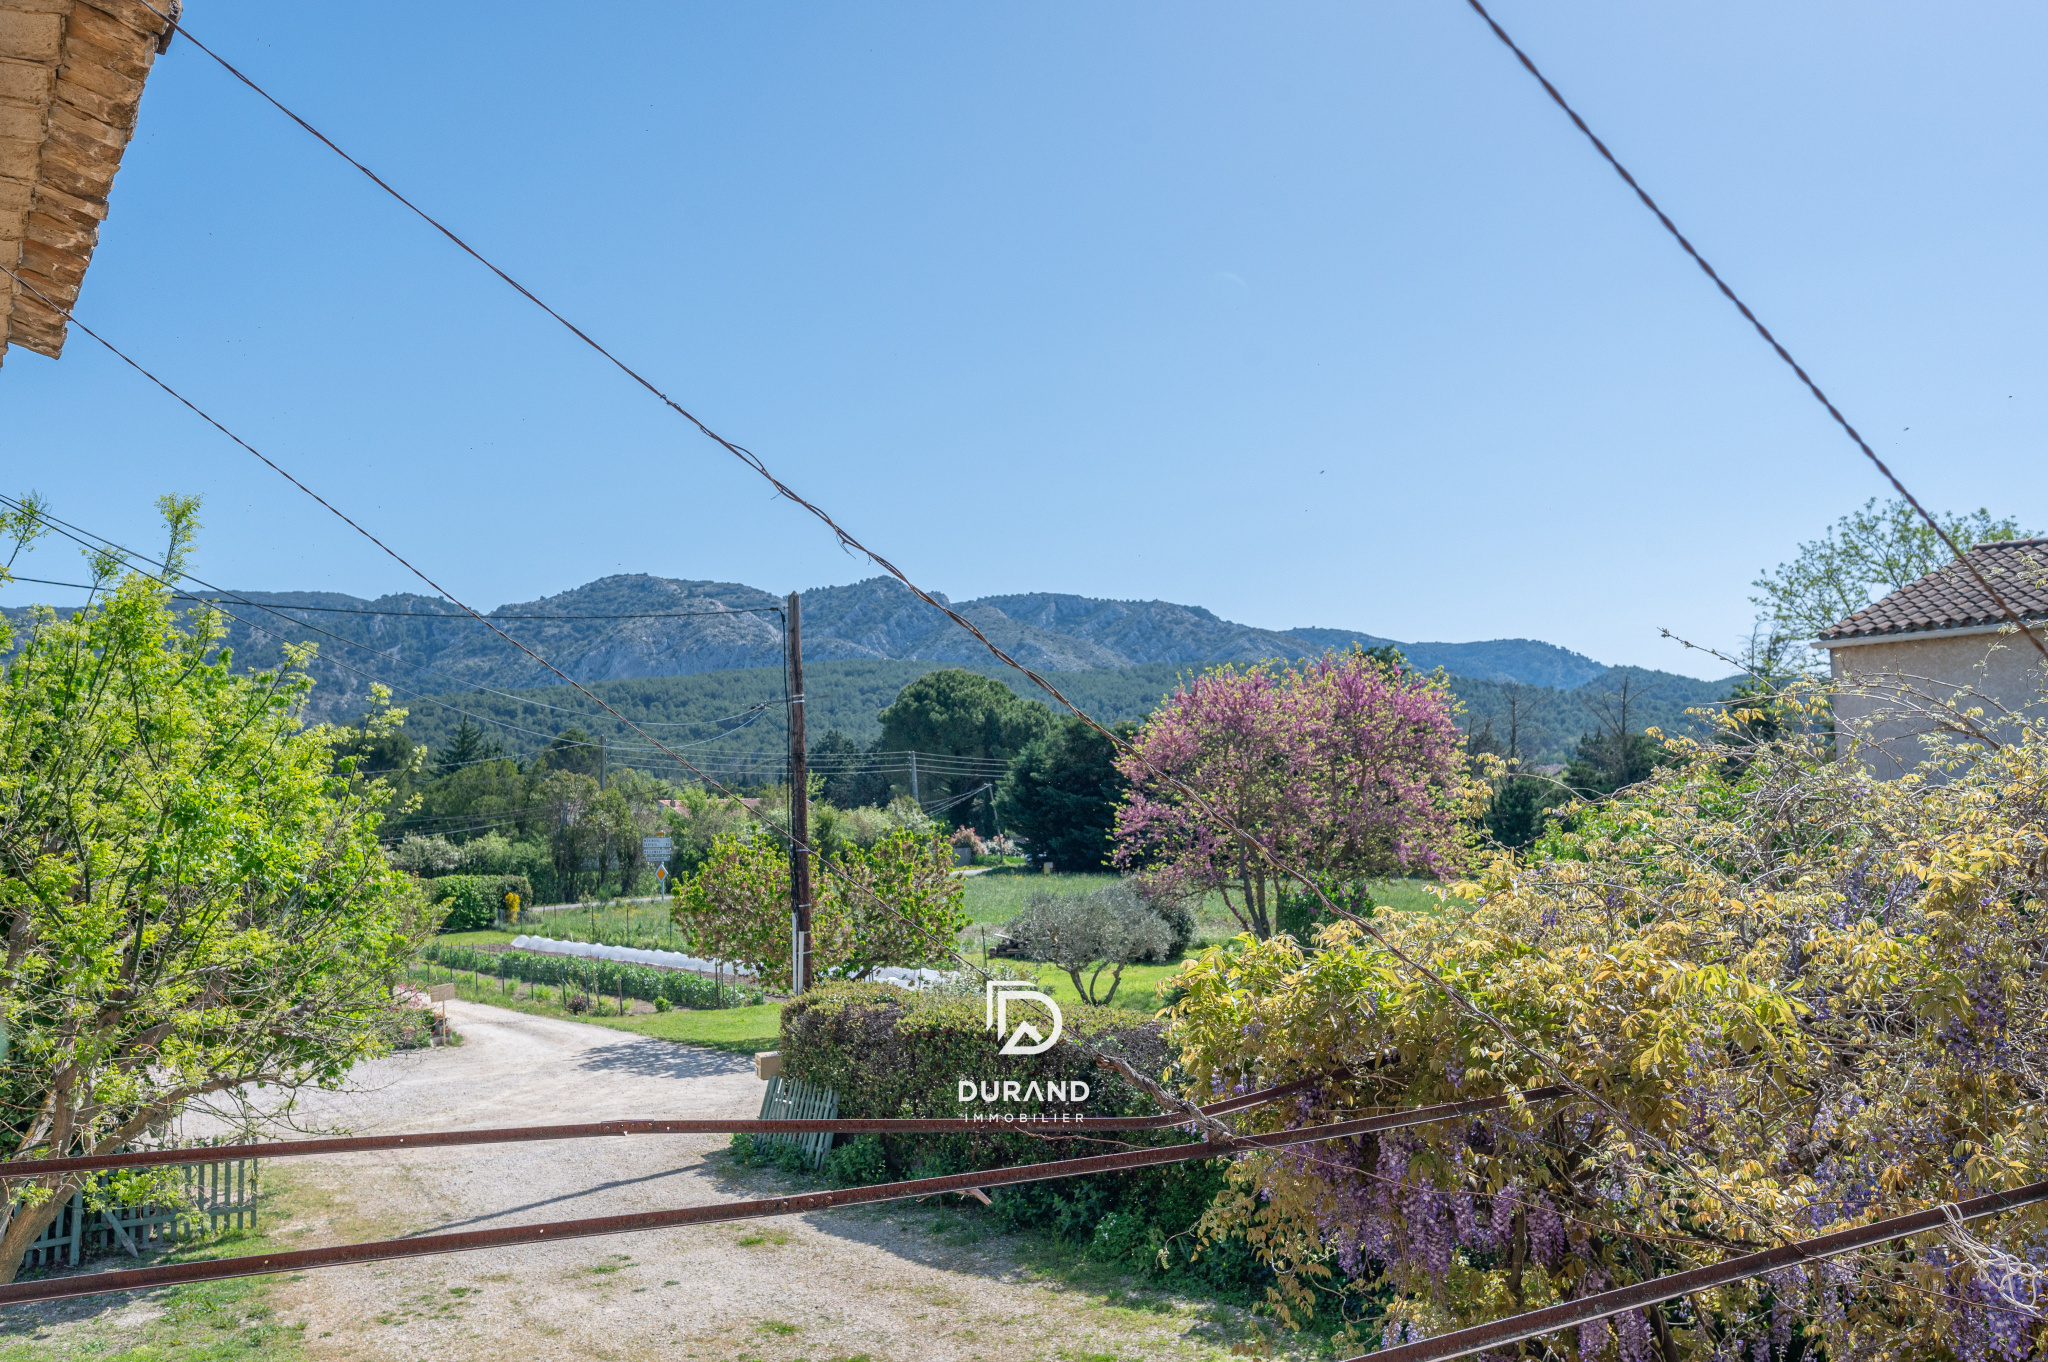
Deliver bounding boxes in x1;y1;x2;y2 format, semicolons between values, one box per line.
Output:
1000;882;1173;1005
0;504;426;1279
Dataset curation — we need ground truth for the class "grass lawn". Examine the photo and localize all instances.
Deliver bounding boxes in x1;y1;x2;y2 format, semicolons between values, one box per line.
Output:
587;1004;782;1052
425;869;1455;1028
406;965;780;1055
0;1165;389;1362
989;958;1186;1016
959;871;1119;926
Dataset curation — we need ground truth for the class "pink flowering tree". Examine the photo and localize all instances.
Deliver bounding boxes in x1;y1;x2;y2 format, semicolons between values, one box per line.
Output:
1112;651;1472;938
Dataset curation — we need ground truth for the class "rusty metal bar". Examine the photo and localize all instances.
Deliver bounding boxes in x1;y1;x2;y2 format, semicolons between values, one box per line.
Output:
0;1074;1363;1180
1347;1177;2048;1362
0;1088;1567;1306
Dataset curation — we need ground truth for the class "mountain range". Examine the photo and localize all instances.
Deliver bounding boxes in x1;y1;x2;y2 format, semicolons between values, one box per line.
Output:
11;573;1618;710
2;573;1735;763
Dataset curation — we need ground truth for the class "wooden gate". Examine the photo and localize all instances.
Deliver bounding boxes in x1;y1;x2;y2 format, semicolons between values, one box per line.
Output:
757;1074;840;1170
15;1150;259;1273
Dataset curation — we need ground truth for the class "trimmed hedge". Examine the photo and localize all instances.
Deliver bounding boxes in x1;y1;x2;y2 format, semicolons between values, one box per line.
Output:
773;982;1271;1298
417;942;755;1010
426;875;533;932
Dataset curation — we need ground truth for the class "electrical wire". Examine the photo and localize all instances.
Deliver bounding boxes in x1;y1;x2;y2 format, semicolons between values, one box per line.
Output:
1461;0;2048;665
0;500;785;741
0;503;786;777
14;8;1945;1233
3;576;785;621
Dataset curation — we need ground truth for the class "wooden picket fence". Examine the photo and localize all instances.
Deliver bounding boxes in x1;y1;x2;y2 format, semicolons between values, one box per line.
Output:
14;1146;259;1274
757;1074;839;1170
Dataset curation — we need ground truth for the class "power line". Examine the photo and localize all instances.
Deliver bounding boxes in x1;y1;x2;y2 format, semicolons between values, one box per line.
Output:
8;67;1670;1225
22;15;1905;1214
0;577;784;621
0;506;786;741
0;502;782;768
1462;0;2048;666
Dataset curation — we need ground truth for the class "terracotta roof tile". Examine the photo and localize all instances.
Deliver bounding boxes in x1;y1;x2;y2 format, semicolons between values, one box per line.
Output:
0;0;174;366
1818;537;2048;643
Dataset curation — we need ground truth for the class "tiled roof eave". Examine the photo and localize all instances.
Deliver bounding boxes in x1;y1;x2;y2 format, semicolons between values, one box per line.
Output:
0;0;174;366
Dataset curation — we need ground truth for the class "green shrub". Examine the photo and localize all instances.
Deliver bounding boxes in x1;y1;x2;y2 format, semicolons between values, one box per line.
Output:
426;875;534;932
775;981;1274;1302
781;980;1169;1129
729;1132;816;1175
1087;1210;1153;1265
823;1135;888;1186
653;996;673;1012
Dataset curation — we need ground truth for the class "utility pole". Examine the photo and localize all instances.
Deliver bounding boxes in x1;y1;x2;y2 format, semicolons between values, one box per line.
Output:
908;750;919;805
786;592;811;994
598;736;607;791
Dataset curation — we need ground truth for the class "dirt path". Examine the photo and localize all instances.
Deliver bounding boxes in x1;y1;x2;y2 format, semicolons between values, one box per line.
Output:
244;1001;1253;1362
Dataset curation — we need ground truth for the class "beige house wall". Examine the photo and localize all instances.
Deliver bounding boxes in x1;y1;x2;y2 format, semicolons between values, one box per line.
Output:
1828;629;2048;779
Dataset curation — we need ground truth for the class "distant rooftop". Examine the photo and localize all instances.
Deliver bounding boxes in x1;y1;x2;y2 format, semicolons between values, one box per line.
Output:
1818;537;2048;644
1;0;174;365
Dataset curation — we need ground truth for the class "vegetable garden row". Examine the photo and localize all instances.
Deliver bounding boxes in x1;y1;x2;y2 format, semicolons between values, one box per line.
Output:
415;942;760;1010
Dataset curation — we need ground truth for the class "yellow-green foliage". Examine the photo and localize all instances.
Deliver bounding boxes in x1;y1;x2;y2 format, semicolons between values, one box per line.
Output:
0;537;428;1280
1169;691;2048;1357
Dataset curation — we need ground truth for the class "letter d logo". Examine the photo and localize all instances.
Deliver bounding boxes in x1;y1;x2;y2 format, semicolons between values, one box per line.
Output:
986;980;1063;1056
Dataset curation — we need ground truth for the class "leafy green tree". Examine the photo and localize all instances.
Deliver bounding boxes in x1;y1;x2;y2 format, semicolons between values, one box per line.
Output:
996;716;1134;870
808;728;885;808
329;711;419;813
672;828;965;989
877;670;1054;827
536;770;603;899
1752;496;2032;644
535;727;604;779
1562;728;1664;797
0;510;425;1278
663;785;753;876
1482;774;1567;848
399;756;528;842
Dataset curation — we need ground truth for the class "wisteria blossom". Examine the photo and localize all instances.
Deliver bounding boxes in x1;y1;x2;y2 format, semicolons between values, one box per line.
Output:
1169;684;2048;1358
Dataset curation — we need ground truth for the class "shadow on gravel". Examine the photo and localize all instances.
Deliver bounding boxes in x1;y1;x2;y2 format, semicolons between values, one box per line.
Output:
702;1155;1022;1279
573;1039;753;1082
402;1162;710;1236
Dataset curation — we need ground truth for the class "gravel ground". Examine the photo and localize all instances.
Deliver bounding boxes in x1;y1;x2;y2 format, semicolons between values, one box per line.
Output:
101;1001;1256;1361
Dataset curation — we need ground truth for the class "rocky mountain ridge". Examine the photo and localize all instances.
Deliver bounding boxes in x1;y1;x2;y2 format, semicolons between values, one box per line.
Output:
5;572;1623;721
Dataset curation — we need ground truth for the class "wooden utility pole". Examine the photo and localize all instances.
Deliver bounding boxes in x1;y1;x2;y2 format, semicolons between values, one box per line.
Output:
786;592;811;993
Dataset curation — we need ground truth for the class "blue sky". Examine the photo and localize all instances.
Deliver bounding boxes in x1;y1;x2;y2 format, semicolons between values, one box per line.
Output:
5;1;2043;679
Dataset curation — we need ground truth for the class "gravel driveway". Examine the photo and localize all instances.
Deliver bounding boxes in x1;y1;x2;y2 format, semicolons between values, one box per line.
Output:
237;1001;1250;1361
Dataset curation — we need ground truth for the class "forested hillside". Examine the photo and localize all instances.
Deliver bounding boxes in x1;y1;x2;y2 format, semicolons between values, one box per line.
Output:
3;572;1620;722
385;657;1735;776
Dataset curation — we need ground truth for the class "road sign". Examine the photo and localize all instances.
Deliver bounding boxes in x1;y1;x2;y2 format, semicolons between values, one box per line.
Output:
642;836;673;861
